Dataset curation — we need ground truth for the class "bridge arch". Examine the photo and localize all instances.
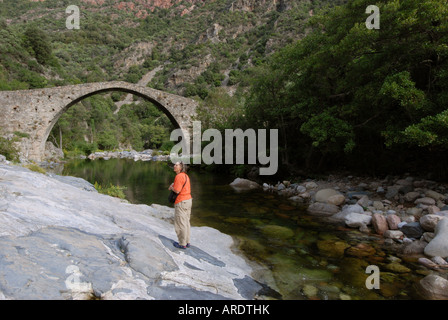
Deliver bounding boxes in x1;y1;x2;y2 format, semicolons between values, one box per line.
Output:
0;81;198;162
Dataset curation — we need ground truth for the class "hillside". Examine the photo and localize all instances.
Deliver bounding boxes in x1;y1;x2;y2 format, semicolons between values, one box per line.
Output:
0;0;343;95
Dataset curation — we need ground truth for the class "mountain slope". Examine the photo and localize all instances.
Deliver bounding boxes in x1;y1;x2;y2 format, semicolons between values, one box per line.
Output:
0;0;344;95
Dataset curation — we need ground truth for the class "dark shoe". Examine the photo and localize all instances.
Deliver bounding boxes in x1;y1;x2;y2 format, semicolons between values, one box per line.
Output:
186;243;191;248
173;242;187;249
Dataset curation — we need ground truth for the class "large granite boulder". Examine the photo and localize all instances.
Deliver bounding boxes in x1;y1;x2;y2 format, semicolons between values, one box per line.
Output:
0;164;269;300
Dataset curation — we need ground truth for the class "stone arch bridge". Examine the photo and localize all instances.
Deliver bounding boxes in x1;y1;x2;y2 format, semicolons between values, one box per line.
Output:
0;81;198;162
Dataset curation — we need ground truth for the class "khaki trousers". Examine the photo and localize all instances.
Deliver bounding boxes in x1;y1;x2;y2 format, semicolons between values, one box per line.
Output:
174;198;192;246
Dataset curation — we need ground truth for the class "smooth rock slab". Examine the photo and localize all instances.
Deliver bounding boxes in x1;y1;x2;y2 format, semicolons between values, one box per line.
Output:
0;164;267;300
0;227;136;300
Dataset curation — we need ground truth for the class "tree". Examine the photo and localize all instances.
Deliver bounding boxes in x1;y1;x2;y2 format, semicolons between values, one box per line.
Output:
246;0;448;175
23;26;54;66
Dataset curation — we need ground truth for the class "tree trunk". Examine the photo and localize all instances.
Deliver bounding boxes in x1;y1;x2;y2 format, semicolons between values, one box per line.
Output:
59;125;62;150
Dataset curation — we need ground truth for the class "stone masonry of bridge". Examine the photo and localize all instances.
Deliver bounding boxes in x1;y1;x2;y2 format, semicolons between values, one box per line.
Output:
0;81;198;162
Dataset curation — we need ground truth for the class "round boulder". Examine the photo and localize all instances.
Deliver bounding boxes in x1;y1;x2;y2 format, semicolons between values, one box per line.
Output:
424;218;448;258
307;202;339;217
315;189;342;203
420;214;445;232
229;178;260;191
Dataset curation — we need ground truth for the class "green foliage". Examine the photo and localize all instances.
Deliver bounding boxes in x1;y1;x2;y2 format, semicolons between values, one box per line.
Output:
0;23;49;89
4;0;448;177
25;164;46;174
0;136;19;162
300;111;355;153
195;87;245;130
23;26;54;66
245;0;448;175
398;109;448;148
13;131;30;138
50;94;174;155
379;71;426;115
94;181;127;199
229;164;250;178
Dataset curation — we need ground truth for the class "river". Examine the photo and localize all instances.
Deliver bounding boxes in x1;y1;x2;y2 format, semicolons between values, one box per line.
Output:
61;158;424;300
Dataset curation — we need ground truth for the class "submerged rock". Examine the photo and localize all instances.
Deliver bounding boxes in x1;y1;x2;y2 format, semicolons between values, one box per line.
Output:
317;239;350;258
259;225;294;240
418;275;448;300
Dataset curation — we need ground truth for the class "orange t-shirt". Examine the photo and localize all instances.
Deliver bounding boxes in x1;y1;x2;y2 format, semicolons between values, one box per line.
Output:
172;172;192;204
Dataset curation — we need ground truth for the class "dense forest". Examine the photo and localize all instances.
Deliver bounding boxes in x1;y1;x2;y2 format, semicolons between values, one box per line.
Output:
1;0;447;179
243;0;448;179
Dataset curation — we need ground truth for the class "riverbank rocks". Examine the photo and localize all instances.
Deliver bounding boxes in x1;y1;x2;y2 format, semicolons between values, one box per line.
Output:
327;194;346;206
372;214;388;235
315;188;343;204
420;214;445;232
400;222;424;239
386;214;401;230
415;197;436;206
255;172;448;299
230;178;260;191
307;202;339;217
384;230;403;240
344;212;372;228
425;190;446;202
424;218;448;258
418;275;448;300
404;191;420;202
0;163;268;300
86;149;170;162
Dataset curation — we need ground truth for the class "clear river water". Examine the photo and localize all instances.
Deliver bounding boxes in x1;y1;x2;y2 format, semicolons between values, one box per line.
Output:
61;158;426;300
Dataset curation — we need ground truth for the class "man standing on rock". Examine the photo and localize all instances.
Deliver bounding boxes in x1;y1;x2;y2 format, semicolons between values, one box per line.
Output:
168;161;192;249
